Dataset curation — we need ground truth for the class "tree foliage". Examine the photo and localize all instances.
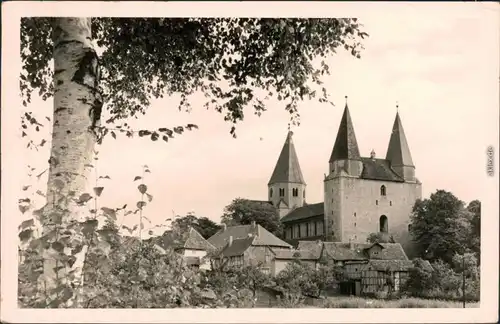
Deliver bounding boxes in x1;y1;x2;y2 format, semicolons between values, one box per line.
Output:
21;18;367;139
221;198;282;237
171;213;221;239
366;232;395;244
409;190;476;265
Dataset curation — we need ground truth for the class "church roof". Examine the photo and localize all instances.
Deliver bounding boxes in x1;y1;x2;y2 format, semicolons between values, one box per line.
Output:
281;202;324;223
385;112;414;167
329;104;361;162
360;157;404;182
268;131;306;185
207;223;292;249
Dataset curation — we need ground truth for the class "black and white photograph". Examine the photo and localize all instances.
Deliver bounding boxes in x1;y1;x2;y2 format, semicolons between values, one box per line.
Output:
1;1;498;323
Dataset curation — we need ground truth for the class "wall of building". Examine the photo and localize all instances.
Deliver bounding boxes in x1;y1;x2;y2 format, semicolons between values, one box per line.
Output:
326;177;421;253
324;176;343;241
269;182;306;217
282;215;324;242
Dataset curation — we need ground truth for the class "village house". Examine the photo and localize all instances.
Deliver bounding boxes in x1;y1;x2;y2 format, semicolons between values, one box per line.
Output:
153;227;215;270
295;240;433;296
207;221;293;275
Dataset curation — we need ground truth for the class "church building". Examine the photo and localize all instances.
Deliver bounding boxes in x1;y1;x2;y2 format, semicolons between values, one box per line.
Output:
268;102;422;254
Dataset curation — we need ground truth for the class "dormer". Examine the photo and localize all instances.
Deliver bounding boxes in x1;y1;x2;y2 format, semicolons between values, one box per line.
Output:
365;243;384;259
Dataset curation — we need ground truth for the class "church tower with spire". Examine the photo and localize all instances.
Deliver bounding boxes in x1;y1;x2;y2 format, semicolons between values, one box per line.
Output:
268;131;307;218
321;101;421;254
385;110;416;182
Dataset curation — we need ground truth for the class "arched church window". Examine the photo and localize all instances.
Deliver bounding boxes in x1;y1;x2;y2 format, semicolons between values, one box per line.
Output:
279;188;285;197
380;185;387;196
270;188;273;197
303;189;305;198
380;215;388;233
292;188;298;197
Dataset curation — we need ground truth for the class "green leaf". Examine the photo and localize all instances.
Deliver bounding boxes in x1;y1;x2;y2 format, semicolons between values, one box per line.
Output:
137;201;147;209
146;193;153;202
18;204;30;214
93;187;104;197
101;207;117;220
138;184;147;194
81;219;99;237
134;176;142;181
76;193;93;205
19;229;33;242
51;241;65;253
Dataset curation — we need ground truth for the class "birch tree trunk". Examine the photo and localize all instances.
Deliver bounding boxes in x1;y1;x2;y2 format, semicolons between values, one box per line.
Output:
38;17;101;307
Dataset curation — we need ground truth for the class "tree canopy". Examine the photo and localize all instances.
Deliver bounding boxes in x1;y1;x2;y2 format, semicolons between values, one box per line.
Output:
21;18;367;139
170;213;221;239
409;190;479;265
221;198;282;237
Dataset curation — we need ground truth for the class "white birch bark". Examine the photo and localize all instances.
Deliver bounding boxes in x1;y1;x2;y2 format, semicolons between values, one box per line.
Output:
38;17;100;307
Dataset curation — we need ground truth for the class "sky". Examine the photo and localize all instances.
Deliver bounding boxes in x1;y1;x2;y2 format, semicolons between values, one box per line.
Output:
6;3;499;237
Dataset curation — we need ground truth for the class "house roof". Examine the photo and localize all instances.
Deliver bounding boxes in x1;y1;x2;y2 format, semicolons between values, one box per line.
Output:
268;131;306;185
247;200;274;206
360;157;404;182
368;259;415;272
329;103;361;162
272;248;318;261
296;241;324;259
157;227;215;251
220;237;255;257
385;112;414;167
281;202;324;223
208;223;292;249
320;242;408;261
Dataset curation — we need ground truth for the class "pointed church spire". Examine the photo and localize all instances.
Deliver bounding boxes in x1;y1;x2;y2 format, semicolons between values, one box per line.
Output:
386;109;414;167
329;97;361;162
268;131;306;185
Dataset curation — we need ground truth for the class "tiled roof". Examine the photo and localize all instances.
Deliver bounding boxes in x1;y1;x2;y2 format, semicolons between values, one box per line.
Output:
385;112;414;167
220;237;255;257
157;227;215;251
320;242;408;261
368;259;414;272
268;131;306;185
296;241;324;259
329;104;361;162
360;157;404;182
208;224;291;249
272;248;317;260
281;202;324;223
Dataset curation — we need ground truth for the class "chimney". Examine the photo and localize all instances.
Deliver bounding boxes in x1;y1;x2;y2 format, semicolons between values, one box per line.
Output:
228;235;233;247
222;223;227;232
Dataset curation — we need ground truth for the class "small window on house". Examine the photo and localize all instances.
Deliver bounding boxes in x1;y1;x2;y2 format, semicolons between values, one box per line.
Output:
354;222;357;227
354;212;356;217
390;201;392;206
376;200;378;205
279;188;285;197
355;268;358;272
380;185;386;196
